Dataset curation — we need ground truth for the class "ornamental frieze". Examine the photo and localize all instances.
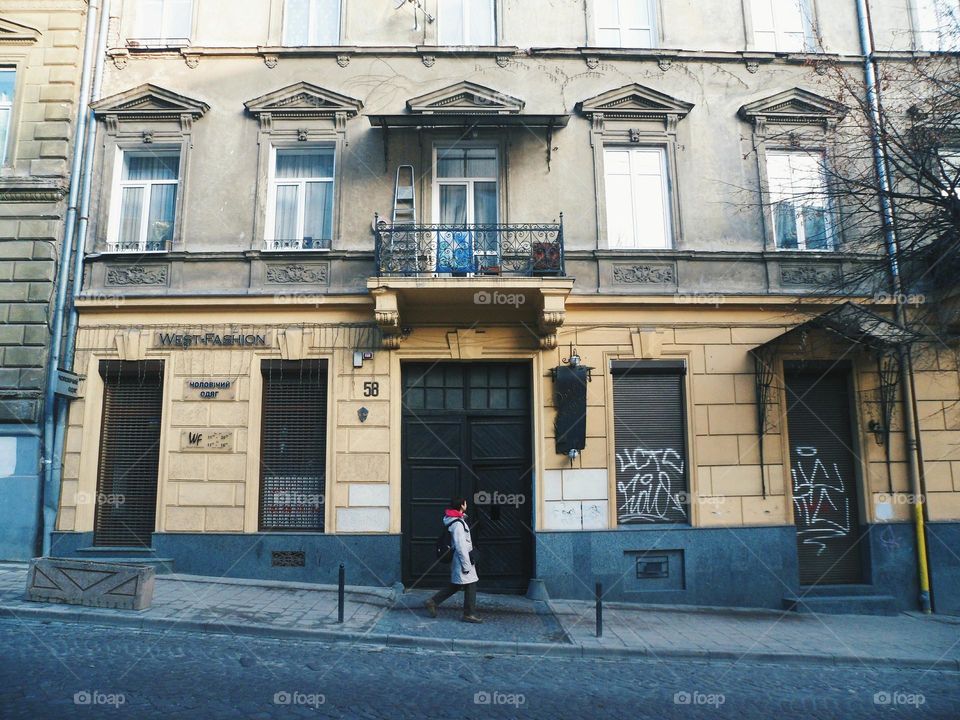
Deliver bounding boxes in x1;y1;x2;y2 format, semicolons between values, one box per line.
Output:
265;263;329;284
612;263;677;284
779;264;840;286
105;264;169;286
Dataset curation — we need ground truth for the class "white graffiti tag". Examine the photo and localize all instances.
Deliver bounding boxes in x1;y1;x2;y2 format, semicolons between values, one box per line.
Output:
791;446;851;555
616;448;687;523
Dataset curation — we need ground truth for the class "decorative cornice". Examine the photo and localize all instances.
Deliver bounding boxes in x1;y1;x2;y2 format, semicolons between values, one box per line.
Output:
265;263;330;284
406;81;524;115
105;264;170;286
244;82;362;119
578;83;694;121
0;17;40;45
0;179;67;203
739;87;847;129
91;83;210;122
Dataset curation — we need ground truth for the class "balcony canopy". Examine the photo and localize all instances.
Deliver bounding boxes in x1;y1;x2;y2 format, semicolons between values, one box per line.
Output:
366;81;568;168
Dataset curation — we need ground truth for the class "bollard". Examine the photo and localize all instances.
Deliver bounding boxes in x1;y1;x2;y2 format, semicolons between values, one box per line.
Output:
595;581;602;638
338;563;345;624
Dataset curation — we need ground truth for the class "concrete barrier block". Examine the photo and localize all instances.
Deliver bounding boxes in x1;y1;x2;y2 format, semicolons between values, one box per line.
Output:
25;557;156;610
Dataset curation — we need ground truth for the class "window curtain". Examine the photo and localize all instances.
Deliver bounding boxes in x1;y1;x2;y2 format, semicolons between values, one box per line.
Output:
118;188;144;246
273;185;299;241
304;182;333;244
276;148;334;179
125;153;179;181
147;185;177;244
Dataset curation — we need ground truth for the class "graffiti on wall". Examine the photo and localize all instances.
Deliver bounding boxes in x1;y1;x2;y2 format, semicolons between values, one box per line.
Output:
616;448;688;523
791;446;852;555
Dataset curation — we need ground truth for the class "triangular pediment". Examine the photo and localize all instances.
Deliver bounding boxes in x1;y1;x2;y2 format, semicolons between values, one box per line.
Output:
739;88;846;126
244;82;363;117
0;17;41;44
407;81;524;115
577;84;694;119
91;84;210;119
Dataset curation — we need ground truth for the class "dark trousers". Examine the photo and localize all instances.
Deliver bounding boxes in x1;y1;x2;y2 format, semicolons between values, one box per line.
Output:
430;581;477;616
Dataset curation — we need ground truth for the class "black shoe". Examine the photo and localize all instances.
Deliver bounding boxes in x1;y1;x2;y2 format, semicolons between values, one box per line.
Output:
425;599;438;618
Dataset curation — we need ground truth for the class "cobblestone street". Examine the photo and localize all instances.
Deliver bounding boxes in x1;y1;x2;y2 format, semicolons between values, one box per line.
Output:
1;618;957;719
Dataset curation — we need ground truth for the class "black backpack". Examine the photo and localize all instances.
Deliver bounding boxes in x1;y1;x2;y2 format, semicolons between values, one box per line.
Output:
434;519;464;564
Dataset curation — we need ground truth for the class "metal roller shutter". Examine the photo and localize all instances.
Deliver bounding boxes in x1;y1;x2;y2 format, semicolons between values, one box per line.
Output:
94;361;164;547
259;360;328;532
612;365;689;525
785;369;863;585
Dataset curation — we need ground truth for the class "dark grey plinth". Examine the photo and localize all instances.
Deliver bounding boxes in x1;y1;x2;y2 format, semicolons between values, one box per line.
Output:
26;557;156;611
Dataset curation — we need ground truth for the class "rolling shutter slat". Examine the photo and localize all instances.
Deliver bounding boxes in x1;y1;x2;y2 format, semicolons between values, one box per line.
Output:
259;361;328;532
94;361;164;547
612;370;689;525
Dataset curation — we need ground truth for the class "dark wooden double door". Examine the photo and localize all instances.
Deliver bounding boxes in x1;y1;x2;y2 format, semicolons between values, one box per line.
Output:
401;362;533;592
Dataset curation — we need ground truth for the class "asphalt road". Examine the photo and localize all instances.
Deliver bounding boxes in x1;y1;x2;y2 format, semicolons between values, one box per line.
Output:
0;618;957;719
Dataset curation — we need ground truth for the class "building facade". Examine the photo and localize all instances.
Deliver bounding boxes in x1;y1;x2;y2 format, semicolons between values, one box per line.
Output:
0;1;88;560
49;0;960;613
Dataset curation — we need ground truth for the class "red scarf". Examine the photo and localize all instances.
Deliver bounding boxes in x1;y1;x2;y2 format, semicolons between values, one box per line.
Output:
445;509;465;518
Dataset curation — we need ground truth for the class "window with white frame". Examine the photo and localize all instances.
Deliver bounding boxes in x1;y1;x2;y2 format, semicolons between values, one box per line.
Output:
766;151;832;250
283;0;341;46
434;146;498;224
109;150;180;252
0;69;14;164
603;146;672;249
915;0;960;51
596;0;658;48
438;0;496;45
266;146;335;250
135;0;193;42
750;0;810;52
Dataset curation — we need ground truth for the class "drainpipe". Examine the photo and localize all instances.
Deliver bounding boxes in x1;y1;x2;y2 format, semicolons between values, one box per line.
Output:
47;0;112;557
855;0;932;613
36;0;103;557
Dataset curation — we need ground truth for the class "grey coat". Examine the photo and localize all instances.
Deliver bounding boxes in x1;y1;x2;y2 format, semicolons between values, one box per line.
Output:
444;514;479;585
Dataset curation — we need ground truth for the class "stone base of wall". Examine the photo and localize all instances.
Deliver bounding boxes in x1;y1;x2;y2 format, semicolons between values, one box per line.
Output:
0;431;41;561
536;524;929;612
928;522;960;616
151;532;402;587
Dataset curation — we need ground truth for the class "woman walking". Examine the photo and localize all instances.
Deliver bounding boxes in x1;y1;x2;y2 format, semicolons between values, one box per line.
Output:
425;497;483;623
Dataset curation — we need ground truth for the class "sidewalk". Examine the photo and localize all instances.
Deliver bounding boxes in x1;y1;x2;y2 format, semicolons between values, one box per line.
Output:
1;563;958;670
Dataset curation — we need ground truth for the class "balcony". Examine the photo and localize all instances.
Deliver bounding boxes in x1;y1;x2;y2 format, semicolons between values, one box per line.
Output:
374;219;565;277
368;218;573;351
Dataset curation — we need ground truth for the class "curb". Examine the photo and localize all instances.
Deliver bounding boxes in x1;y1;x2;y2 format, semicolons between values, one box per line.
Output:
1;603;958;672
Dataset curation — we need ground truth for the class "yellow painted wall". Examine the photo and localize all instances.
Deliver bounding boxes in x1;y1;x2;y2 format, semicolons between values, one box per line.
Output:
56;301;960;536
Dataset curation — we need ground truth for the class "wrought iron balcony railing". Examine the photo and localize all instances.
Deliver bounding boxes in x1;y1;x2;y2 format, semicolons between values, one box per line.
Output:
374;218;564;277
264;237;332;251
104;240;170;253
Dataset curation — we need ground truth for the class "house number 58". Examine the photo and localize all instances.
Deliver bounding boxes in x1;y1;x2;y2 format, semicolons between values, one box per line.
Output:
363;381;380;397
